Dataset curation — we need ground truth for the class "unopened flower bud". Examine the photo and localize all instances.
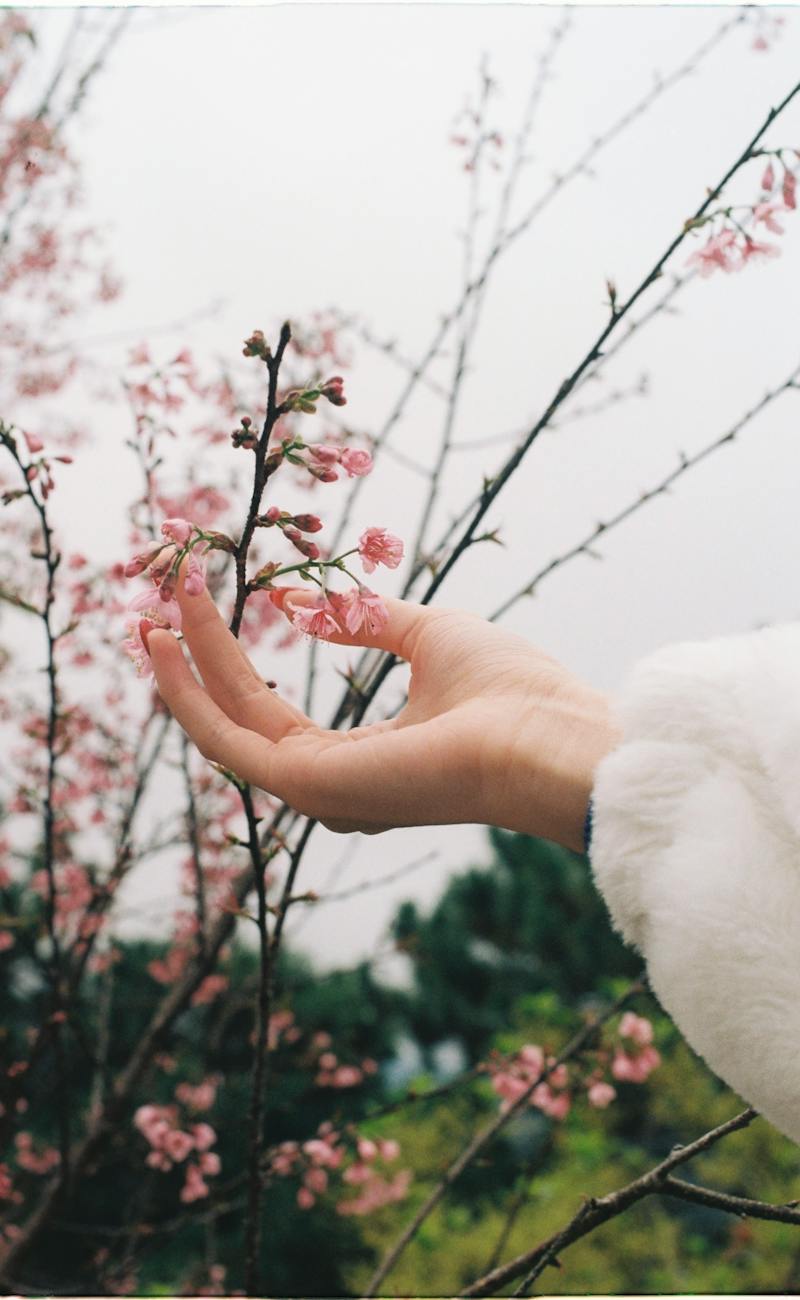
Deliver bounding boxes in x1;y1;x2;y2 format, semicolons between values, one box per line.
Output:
306;463;339;483
161;518;193;546
124;548;162;578
308;444;341;466
264;506;281;524
321;376;346;406
243;330;270;360
241;416;252;428
204;531;236;554
284;527;320;560
292;514;323;533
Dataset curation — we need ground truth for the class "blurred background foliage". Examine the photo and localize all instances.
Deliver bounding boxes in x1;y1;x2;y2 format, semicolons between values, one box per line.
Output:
5;829;800;1294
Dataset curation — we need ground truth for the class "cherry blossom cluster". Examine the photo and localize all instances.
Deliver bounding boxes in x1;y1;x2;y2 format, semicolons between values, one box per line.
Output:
133;1102;221;1204
265;1122;409;1216
0;12;121;416
122;333;407;674
685;152;799;278
488;1011;660;1122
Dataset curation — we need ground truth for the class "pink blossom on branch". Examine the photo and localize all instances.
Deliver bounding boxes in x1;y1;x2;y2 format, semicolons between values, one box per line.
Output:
587;1080;617;1109
329;587;389;637
618;1011;654;1046
160;517;193;546
358;526;404;574
339;447;373;478
289;599;342;642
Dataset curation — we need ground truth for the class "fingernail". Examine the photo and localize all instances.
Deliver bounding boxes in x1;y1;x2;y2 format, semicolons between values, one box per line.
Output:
139;619;154;655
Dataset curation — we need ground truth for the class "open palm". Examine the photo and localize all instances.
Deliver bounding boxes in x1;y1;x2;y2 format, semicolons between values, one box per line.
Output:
148;576;611;849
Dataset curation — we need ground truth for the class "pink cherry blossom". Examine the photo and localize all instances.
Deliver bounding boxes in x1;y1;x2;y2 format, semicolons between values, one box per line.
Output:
175;1078;218;1112
340;448;373;477
783;168;797;210
492;1072;529;1106
356;1137;378;1162
618;1012;653;1046
127;587;182;630
192;1122;217;1152
357;527;404;574
296;1186;315;1209
304;1166;328;1194
289;599;341;641
160;517;193;546
753;200;786;235
686;227;739;277
332;587;389;637
611;1044;661;1083
330;1065;363;1088
180;1163;210;1203
343;1161;371;1185
163;1129;194;1162
378;1138;400;1162
739;236;781;266
199;1150;221;1177
587;1081;617;1108
518;1044;544;1074
761;160;775;192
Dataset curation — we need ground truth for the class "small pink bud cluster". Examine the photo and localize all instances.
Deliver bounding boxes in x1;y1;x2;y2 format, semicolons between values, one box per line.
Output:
242;329;270;361
231;415;257;450
259;507;324;560
282;375;347;416
133;1103;221;1203
302;442;372;483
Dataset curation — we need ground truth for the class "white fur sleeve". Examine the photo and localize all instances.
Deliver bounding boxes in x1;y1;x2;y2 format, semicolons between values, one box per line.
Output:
589;622;800;1145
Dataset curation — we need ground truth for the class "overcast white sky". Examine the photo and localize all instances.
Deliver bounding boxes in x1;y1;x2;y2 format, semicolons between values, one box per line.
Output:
16;3;800;974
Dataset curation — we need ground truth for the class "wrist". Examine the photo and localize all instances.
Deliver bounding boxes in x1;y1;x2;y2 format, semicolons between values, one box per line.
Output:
490;682;621;853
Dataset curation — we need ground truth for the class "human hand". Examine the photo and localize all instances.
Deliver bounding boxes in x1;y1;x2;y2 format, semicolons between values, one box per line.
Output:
146;574;619;851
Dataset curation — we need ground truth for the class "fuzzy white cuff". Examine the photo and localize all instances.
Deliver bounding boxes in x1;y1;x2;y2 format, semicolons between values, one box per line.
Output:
589;622;800;1144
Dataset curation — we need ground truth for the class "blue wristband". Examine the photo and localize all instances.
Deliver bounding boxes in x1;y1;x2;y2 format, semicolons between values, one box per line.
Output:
582;796;594;855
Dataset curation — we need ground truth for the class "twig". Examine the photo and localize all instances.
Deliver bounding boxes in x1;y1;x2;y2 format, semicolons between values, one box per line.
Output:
490;360;800;623
462;1108;761;1297
345;78;800;725
304;12;732;713
181;734;207;961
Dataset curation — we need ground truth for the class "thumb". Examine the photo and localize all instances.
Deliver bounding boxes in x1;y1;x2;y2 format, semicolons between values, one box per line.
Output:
271;586;437;661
